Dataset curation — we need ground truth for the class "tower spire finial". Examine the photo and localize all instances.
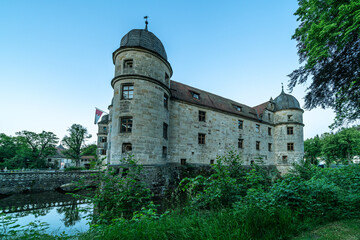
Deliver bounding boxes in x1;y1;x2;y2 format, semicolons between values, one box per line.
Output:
281;82;284;93
144;16;149;31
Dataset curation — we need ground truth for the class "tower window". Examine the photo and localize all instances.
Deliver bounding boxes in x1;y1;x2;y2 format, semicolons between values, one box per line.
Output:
238;120;243;129
101;149;107;155
268;127;272;136
191;91;200;100
210;159;215;164
164;94;169;109
124;59;133;68
198;133;206;144
287;115;293;121
165;73;170;84
163;123;168;139
122;84;134;100
199;111;206;122
234;105;242;112
287;127;294;135
287;143;294;151
238;139;243;149
256;124;260;133
256;141;260;150
162;146;167;158
181;159;186;165
268;113;271;120
268;143;272;151
120;117;133;133
122;143;132;153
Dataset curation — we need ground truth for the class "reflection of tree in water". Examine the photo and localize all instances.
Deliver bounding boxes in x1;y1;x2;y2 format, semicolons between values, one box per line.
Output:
12;207;51;218
56;201;82;227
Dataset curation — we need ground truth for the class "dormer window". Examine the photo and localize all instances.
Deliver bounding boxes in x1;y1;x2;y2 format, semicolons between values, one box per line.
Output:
124;59;133;68
234;105;242;112
191;91;200;100
287;115;293;121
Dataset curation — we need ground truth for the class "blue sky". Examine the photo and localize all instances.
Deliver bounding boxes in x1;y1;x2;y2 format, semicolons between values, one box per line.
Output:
0;0;335;144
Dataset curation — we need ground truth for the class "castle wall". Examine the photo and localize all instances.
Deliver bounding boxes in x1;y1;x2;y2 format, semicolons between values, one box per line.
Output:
168;101;275;165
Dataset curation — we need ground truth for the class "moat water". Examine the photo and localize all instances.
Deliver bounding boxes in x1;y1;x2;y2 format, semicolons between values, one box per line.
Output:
0;191;92;235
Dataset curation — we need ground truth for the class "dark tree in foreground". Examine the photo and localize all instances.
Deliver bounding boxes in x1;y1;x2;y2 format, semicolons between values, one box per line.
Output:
289;0;360;127
62;124;91;167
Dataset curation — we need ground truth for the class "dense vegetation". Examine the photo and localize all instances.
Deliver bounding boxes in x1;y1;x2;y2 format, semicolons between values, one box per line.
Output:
3;152;359;239
304;126;360;165
0;124;96;170
289;0;360;127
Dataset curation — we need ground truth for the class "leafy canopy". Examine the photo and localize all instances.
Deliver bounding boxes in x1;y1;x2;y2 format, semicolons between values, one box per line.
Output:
289;0;360;127
62;124;91;167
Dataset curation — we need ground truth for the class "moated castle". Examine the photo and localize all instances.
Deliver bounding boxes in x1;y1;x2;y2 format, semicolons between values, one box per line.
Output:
97;26;304;173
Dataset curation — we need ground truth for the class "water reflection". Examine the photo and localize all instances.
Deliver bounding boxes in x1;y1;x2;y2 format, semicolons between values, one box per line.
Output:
0;191;92;234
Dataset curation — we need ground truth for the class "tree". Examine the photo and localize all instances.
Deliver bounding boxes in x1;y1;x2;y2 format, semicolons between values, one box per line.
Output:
62;124;91;167
304;135;322;165
0;134;18;164
289;0;360;127
81;144;97;158
15;130;58;168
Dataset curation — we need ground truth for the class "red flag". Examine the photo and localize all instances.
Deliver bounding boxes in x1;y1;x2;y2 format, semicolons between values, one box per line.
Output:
94;108;104;124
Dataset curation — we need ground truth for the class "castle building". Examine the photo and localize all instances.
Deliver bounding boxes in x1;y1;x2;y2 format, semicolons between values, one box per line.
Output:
97;27;304;173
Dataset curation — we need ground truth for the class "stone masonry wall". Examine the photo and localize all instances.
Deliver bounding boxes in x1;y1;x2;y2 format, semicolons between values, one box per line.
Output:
168;101;276;165
0;171;98;195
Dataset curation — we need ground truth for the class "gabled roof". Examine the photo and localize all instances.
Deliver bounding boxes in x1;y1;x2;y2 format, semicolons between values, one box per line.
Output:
253;101;270;118
170;80;259;121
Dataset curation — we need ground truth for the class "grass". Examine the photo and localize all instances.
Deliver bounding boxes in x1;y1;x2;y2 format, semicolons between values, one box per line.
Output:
293;219;360;240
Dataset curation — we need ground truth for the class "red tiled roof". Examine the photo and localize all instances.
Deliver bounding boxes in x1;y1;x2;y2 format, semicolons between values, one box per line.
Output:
170;80;260;121
253;101;270;118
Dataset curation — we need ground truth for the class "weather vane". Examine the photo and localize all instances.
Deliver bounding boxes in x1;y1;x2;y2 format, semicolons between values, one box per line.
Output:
144;16;149;31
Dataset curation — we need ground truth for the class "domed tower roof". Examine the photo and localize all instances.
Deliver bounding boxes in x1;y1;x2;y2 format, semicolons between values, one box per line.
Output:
120;29;167;60
273;87;301;111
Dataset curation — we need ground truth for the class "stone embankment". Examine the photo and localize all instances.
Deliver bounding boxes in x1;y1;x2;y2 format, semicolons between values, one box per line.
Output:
0;171;98;195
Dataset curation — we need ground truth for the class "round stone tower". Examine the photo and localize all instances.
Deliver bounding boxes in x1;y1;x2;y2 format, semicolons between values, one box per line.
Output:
273;88;304;173
108;28;172;165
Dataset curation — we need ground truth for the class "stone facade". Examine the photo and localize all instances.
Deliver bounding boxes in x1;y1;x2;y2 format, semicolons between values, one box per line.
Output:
97;28;304;173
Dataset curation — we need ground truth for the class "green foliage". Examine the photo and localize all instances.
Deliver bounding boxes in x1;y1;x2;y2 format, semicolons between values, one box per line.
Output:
304;126;360;165
289;0;360;126
0;131;58;169
81;144;98;158
87;156;153;224
62;124;91;167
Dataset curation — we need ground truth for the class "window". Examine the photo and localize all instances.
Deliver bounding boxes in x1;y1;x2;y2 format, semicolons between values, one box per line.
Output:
165;73;169;84
191;91;200;100
162;146;167;158
210;159;214;164
287;115;293;121
103;126;107;131
268;143;272;152
120;117;133;133
256;124;260;133
287;127;294;135
101;149;107;155
238;139;243;149
181;159;186;165
287;143;294;151
122;143;132;153
282;156;288;164
163;123;168;139
124;59;133;68
234;105;242;112
164;94;168;109
199;111;206;122
268;113;271;120
122;84;134;100
256;141;260;150
238;120;243;129
100;137;107;143
268;127;272;136
198;133;206;144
